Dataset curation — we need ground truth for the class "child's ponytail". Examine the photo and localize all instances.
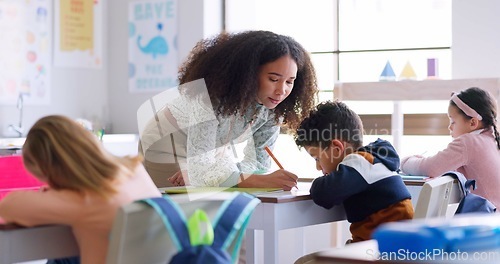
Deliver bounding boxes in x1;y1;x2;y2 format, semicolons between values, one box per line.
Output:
493;119;500;150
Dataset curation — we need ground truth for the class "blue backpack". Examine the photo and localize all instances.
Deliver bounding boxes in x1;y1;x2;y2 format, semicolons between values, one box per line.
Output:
443;171;496;214
142;192;260;264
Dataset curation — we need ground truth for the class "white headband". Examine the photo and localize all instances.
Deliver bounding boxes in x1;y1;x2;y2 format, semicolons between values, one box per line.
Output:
451;93;482;121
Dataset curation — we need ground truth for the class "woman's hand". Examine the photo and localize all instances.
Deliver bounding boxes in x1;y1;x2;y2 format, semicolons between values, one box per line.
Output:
239;170;298;191
168;170;189;186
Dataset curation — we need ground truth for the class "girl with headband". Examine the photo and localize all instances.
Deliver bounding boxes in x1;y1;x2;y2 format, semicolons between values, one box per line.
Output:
401;87;500;208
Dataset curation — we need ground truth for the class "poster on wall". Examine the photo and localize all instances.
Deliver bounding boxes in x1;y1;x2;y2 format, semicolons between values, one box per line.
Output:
128;0;178;93
0;0;52;105
54;0;102;68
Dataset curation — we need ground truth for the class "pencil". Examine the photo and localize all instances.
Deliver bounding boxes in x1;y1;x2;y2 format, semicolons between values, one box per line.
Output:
264;146;284;170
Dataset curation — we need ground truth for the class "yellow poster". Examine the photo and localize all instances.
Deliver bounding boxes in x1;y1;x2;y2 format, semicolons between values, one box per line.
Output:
59;0;93;51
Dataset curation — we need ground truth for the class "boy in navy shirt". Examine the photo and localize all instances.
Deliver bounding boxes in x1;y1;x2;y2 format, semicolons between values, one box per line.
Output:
295;101;414;242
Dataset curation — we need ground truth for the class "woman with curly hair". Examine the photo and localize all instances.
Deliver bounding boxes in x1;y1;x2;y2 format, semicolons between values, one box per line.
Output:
140;30;318;189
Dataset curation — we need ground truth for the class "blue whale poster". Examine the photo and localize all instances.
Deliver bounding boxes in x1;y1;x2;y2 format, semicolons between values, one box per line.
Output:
129;0;178;93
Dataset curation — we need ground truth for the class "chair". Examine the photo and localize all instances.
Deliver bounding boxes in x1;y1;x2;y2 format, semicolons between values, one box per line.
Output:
105;192;246;264
413;175;463;219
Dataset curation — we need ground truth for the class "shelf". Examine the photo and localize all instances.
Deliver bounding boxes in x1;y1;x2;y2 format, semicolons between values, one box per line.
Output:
333;78;500;152
334;78;500;102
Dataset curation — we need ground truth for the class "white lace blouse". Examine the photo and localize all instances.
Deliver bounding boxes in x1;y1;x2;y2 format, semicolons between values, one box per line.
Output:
142;93;280;187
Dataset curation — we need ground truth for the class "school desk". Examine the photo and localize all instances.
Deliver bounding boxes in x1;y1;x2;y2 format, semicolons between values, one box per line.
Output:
0;178;423;264
244;186;346;264
0;223;78;264
0;187;336;264
162;177;425;264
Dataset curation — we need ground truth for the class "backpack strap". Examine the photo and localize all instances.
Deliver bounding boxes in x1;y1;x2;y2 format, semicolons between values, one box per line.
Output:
442;171;469;197
211;192;261;262
142;196;191;251
464;179;476;192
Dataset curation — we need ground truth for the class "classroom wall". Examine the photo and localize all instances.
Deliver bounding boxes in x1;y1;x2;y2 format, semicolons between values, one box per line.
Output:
452;0;500;79
0;0;222;137
107;0;223;133
0;2;110;137
0;0;499;137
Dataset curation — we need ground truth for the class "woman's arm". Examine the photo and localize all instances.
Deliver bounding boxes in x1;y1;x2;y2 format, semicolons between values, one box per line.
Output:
237;170;298;190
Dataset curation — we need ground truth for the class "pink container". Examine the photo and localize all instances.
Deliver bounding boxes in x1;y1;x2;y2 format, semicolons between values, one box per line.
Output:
0;155;46;200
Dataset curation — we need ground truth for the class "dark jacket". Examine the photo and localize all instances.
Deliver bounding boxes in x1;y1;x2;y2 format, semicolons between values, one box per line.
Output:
310;138;411;222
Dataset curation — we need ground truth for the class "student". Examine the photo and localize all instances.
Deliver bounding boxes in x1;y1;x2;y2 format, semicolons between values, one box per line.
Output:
140;30;317;190
295;101;414;243
401;87;500;208
0;115;161;264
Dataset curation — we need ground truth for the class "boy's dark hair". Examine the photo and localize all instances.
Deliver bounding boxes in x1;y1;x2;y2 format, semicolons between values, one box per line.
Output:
450;87;500;149
295;101;364;149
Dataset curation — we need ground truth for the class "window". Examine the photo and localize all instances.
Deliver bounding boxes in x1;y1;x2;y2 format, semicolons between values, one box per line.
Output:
225;0;453;159
339;0;451;82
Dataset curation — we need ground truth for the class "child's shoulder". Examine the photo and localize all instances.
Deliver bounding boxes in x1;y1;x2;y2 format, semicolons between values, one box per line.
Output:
454;128;494;145
342;152;373;164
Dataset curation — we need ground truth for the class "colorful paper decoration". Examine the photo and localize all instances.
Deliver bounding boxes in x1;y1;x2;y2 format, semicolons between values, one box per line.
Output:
427;58;439;79
399;61;417;80
379;61;396;81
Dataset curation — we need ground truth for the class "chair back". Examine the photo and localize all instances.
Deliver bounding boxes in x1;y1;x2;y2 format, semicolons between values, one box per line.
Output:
413;175;462;219
106;192;244;264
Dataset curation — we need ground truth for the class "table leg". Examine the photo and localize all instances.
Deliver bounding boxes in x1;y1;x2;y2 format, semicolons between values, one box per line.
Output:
262;203;278;264
245;229;256;264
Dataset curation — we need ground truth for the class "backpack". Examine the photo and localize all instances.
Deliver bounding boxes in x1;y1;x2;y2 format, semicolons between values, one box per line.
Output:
442;171;497;214
142;192;260;264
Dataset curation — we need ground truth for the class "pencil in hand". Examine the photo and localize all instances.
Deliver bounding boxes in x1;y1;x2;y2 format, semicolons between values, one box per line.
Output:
264;146;299;190
264;146;284;169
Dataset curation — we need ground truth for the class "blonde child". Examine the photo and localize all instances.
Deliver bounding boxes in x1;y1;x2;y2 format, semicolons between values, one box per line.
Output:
295;101;414;243
0;115;161;264
401;87;500;208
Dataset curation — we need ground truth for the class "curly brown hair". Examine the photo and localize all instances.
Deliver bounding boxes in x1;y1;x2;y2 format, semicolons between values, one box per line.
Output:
177;30;318;130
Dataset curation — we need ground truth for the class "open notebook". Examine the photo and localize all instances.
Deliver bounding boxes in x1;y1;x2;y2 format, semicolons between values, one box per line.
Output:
161;186;282;195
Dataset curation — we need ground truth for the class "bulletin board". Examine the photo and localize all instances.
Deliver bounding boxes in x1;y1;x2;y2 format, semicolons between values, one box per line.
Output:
53;0;103;68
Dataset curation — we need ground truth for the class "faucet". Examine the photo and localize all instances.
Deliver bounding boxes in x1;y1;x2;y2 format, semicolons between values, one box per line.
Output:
8;93;25;137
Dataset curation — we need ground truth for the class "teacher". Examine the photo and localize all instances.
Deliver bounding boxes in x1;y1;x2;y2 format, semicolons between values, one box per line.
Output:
140;30;318;190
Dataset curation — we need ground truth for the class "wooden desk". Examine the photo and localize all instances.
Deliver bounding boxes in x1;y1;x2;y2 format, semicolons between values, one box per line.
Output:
0;223;78;264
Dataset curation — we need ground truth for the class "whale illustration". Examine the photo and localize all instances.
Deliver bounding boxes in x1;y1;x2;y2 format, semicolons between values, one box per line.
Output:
137;35;168;59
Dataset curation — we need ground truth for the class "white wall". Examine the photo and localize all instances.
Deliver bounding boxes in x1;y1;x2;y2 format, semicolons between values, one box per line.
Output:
452;0;500;79
0;2;110;137
0;0;222;137
1;0;499;137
